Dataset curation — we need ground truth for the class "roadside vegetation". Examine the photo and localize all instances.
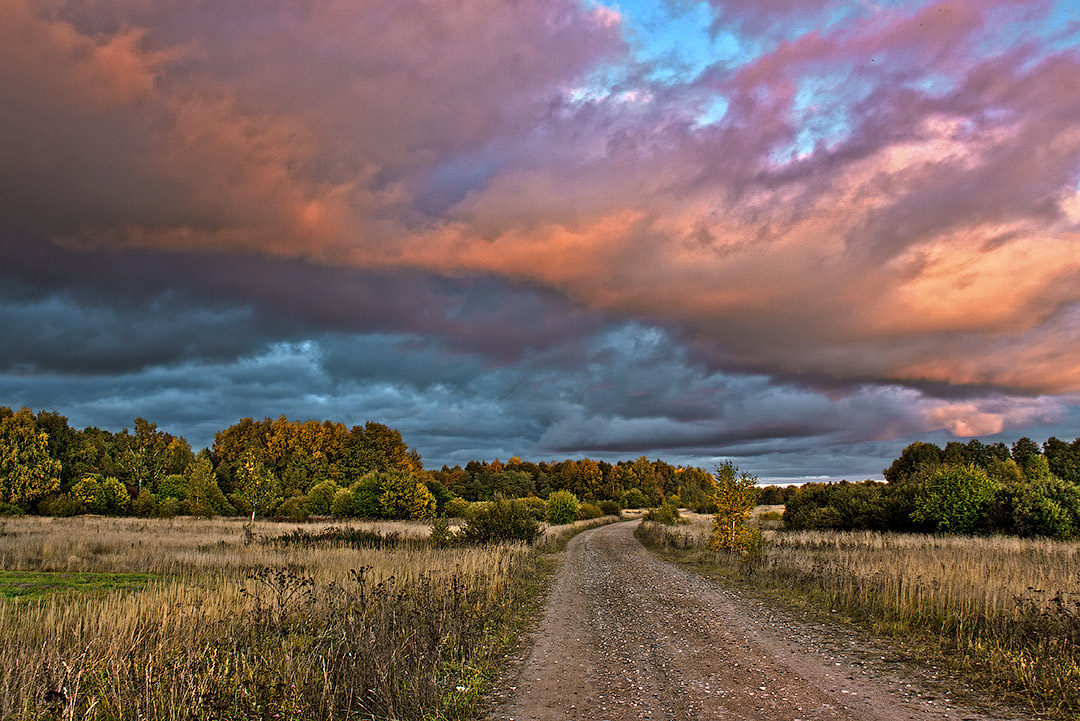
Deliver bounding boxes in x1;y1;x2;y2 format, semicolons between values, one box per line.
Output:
0;512;619;720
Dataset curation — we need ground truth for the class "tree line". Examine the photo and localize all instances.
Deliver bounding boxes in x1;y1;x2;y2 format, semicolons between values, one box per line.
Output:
782;436;1080;538
0;406;720;521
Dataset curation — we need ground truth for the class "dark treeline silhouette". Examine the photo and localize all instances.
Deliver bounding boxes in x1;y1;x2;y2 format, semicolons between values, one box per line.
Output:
0;406;718;520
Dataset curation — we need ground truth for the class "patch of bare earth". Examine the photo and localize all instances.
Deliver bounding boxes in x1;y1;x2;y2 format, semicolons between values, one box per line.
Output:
488;521;1025;721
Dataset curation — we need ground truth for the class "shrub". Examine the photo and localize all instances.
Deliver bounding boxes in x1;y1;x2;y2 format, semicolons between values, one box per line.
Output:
37;493;81;517
132;489;158;517
101;477;131;515
0;502;24;516
519;495;548;521
598;500;622;516
276;496;309;521
425;480;454;516
912;464;998;534
304;480;339;516
989;476;1080;539
546;490;579;525
155;498;182;518
429;517;455;548
71;476;105;514
330;488;356;517
806;505;843;530
620;488;648;509
576;502;603;520
376;472;436;520
644;501;682;525
157;474;187;501
443;497;471;518
460;496;542;544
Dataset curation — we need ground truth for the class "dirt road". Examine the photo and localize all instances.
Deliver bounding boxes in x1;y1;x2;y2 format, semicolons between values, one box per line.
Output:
488;521;1023;721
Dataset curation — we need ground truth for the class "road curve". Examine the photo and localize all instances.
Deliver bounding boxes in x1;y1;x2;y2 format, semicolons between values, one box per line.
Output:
488;520;1022;721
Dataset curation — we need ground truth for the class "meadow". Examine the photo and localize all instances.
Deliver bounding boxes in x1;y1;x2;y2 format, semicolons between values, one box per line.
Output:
0;515;605;720
638;510;1080;720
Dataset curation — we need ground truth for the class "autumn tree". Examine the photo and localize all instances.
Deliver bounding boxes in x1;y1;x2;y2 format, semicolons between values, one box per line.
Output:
708;461;760;553
234;448;281;520
376;471;436;520
0;407;61;510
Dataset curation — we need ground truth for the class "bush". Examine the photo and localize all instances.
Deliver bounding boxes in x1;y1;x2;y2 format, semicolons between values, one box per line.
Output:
989;476;1080;539
519;496;548;521
576;502;603;520
330;488;356;518
546;490;579;525
155;498;182;518
644;501;682;525
304;481;338;516
101;477;131;515
0;502;24;516
620;488;648;509
444;497;471;518
276;496;309;521
132;489;158;517
37;493;81;517
598;500;622;516
157;474;187;501
912;464;997;534
460;496;542;544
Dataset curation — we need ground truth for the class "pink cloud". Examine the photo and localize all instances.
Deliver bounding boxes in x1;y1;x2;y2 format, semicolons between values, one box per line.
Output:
3;0;1079;403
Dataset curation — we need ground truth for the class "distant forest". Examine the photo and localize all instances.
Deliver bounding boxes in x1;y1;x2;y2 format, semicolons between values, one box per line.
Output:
0;406;719;520
4;406;1079;539
781;437;1080;539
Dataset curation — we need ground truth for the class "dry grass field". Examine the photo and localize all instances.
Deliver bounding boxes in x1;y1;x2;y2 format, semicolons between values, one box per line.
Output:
0;514;605;720
638;509;1080;720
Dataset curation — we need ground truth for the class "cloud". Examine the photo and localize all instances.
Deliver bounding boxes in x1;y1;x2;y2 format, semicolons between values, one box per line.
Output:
2;0;1079;477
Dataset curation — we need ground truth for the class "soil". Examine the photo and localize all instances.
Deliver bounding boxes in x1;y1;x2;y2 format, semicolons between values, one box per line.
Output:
487;520;1026;721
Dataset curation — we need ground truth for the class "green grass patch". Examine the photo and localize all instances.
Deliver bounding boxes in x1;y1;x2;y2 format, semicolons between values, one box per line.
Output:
0;570;160;600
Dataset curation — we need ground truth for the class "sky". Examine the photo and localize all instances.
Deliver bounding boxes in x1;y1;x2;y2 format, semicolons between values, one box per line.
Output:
2;0;1080;482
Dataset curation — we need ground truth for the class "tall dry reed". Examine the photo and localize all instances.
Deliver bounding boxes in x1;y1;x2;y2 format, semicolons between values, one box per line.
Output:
0;516;540;720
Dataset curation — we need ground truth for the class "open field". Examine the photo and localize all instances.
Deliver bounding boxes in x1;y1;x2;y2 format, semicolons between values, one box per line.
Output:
0;514;611;720
638;511;1080;720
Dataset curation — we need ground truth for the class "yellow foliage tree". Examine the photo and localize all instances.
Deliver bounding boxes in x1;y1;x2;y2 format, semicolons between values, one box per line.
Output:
0;407;61;510
708;461;761;553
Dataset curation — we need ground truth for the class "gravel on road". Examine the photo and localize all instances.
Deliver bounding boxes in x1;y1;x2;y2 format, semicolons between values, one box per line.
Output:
488;520;1025;721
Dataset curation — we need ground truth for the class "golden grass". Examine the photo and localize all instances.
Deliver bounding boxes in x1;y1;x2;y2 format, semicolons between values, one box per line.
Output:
638;516;1080;720
0;515;549;720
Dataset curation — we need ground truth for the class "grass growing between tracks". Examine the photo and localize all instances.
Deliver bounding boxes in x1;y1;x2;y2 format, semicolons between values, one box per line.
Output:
0;515;622;721
637;517;1080;721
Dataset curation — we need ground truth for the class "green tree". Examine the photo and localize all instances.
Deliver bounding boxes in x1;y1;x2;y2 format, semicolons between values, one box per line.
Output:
305;480;339;515
883;441;942;484
912;464;997;534
708;461;760;552
184;453;232;516
0;407;62;510
546;490;579;524
1011;437;1041;471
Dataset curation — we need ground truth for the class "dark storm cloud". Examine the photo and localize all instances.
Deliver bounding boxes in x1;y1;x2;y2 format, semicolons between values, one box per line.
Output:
2;0;1079;481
